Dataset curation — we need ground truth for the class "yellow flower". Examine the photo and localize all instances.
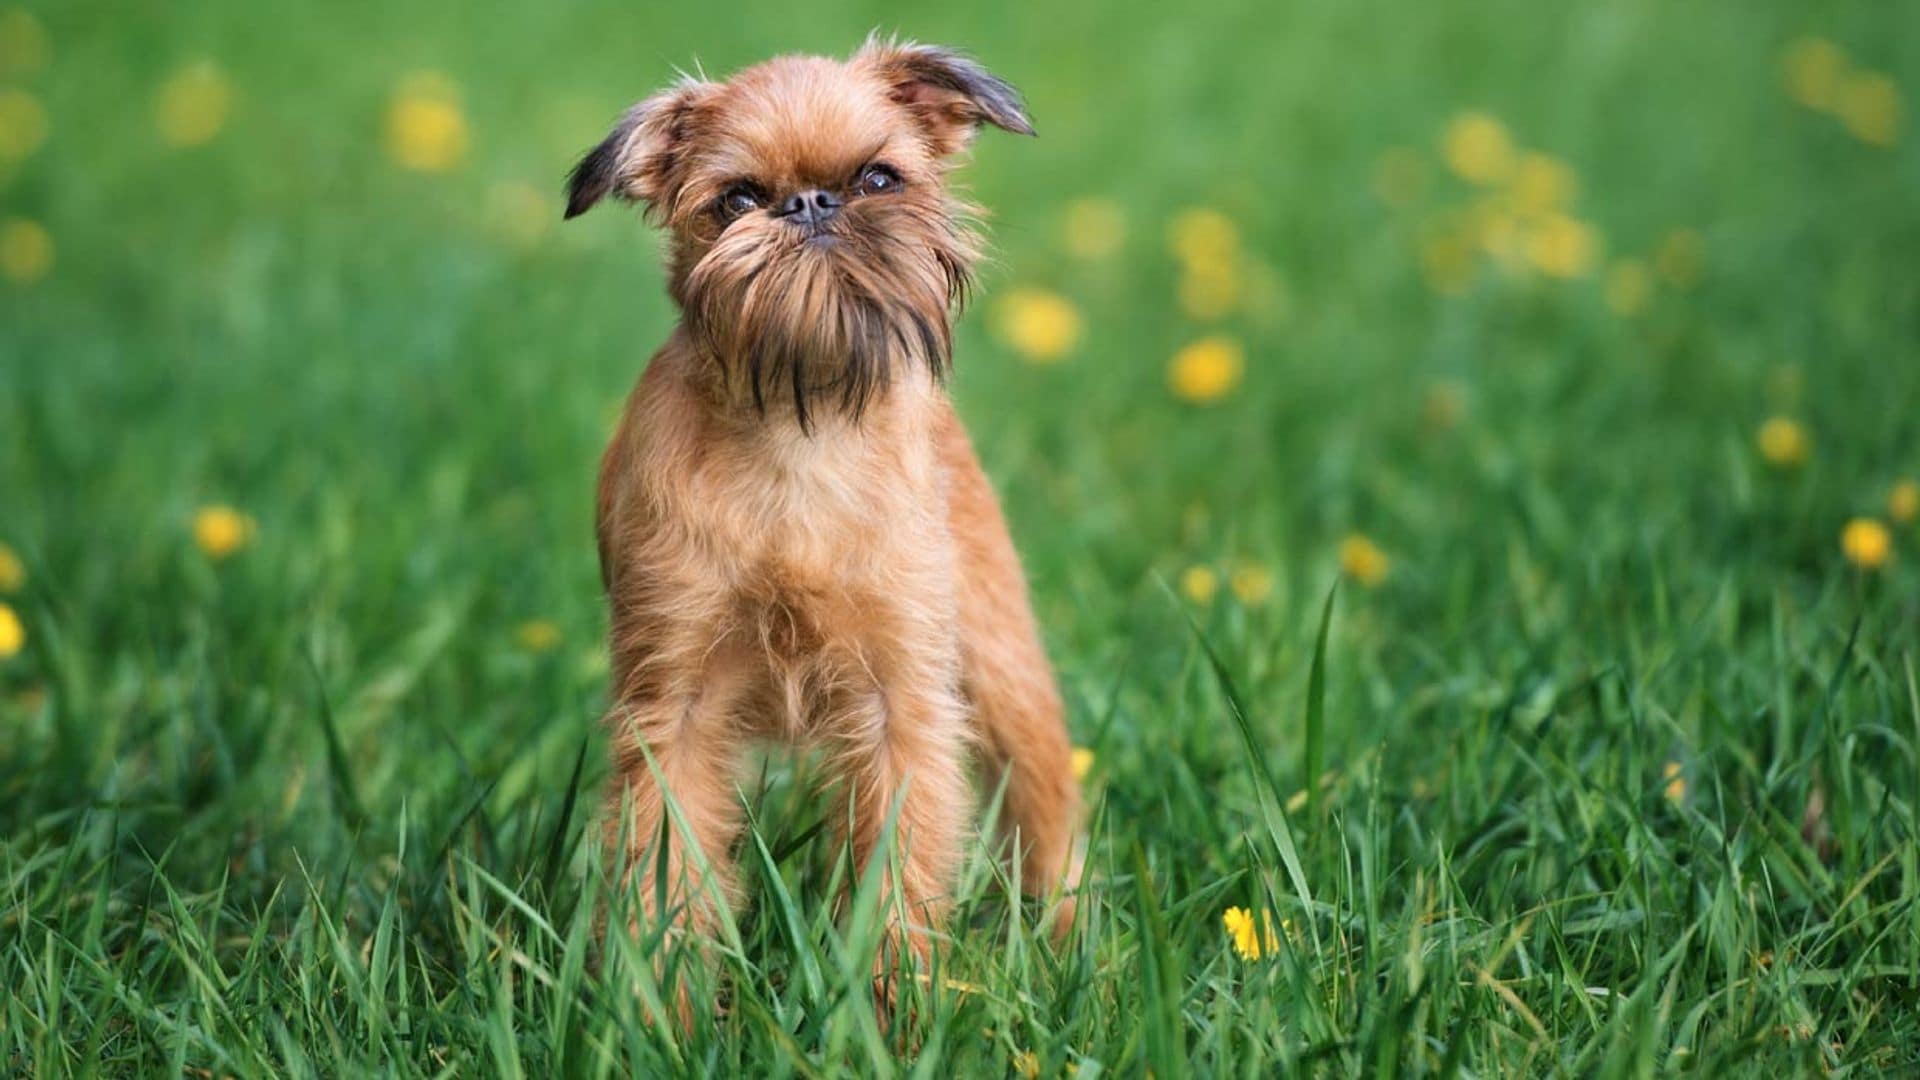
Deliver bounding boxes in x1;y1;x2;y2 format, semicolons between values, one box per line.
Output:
1230;563;1274;605
1422;380;1467;431
1180;564;1219;605
1840;518;1892;571
1371;146;1426;208
155;62;233;148
1507;152;1576;218
193;505;254;559
1654;228;1704;288
1471;200;1524;270
1178;260;1241;320
1338;534;1390;587
1168;207;1237;269
1167;336;1244;404
1222;906;1284;960
0;8;50;79
0;218;52;284
1419;226;1478;295
992;288;1083;363
386;72;468;173
0;543;22;592
1782;37;1848;111
1662;761;1686;805
1442;112;1515;185
485;180;552;249
0;87;47;164
1889;479;1919;524
1062;197;1124;259
1013;1050;1040;1079
1755;417;1810;468
1071;747;1094;782
0;602;22;658
1604;258;1652;317
1837;72;1902;147
1241;259;1292;329
516;619;561;653
1524;214;1598;279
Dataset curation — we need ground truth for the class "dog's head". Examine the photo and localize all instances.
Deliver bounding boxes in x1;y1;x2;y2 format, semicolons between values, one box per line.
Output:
565;38;1032;428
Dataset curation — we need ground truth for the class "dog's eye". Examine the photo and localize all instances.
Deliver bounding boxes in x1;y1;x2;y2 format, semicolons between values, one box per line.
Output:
855;164;901;196
719;185;762;219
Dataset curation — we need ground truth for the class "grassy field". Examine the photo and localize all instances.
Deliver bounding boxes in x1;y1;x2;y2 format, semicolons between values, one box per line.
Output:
4;0;1919;1073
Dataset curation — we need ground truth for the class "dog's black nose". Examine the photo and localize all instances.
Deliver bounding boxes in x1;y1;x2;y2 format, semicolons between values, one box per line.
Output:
781;189;842;228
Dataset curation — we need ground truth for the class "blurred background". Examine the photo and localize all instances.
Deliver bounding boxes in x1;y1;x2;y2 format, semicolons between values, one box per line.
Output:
4;0;1919;896
1;0;1917;1069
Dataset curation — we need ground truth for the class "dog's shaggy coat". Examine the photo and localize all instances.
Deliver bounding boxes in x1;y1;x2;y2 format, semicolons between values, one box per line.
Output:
567;39;1081;999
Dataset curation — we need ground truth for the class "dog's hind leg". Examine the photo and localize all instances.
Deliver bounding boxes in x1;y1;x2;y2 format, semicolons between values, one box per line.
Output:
938;415;1083;933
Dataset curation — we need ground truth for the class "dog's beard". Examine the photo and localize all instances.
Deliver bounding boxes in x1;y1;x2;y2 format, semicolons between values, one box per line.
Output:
682;200;974;430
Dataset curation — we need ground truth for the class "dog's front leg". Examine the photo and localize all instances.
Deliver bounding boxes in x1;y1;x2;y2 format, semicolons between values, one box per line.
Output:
828;658;972;1014
600;641;750;1021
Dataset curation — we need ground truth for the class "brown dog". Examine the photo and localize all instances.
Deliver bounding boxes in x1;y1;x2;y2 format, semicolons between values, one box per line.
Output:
565;38;1082;994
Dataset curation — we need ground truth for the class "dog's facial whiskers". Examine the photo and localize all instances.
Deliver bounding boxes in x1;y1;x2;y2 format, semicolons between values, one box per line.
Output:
680;202;964;430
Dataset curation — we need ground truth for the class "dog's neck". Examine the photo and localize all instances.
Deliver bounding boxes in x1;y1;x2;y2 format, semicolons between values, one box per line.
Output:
681;327;946;439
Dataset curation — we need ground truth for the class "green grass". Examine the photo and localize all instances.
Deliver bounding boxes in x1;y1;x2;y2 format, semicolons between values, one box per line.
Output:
4;0;1920;1073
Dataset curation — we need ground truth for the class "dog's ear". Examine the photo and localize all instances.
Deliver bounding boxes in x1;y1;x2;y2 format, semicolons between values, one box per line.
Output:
856;37;1034;154
565;81;712;220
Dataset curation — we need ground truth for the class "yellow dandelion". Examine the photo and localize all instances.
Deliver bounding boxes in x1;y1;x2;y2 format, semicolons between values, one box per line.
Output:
1422;380;1467;432
516;618;561;653
0;543;22;592
1662;760;1686;805
1442;111;1514;185
1013;1050;1040;1079
1840;518;1892;571
0;218;52;284
1071;747;1094;782
1765;364;1805;407
1782;37;1848;111
386;72;468;173
1654;228;1705;289
1371;145;1427;208
0;87;48;164
1837;71;1902;147
1419;226;1478;295
1241;259;1292;328
1167;207;1238;269
1338;534;1390;587
1755;417;1810;468
1062;196;1124;259
1230;563;1274;605
1167;336;1244;404
1222;906;1284;960
1178;260;1241;320
1507;152;1577;218
1180;564;1219;605
1471;200;1525;270
485;180;552;249
1524;213;1598;279
155;62;233;148
992;287;1083;363
192;505;254;560
1888;479;1919;524
1603;258;1652;317
0;602;22;659
0;8;50;79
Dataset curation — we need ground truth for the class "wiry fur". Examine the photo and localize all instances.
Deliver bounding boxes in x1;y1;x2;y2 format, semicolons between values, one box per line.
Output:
568;40;1082;1014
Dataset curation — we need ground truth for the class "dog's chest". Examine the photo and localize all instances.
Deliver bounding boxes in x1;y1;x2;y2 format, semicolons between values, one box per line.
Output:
680;421;948;600
683;426;951;731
